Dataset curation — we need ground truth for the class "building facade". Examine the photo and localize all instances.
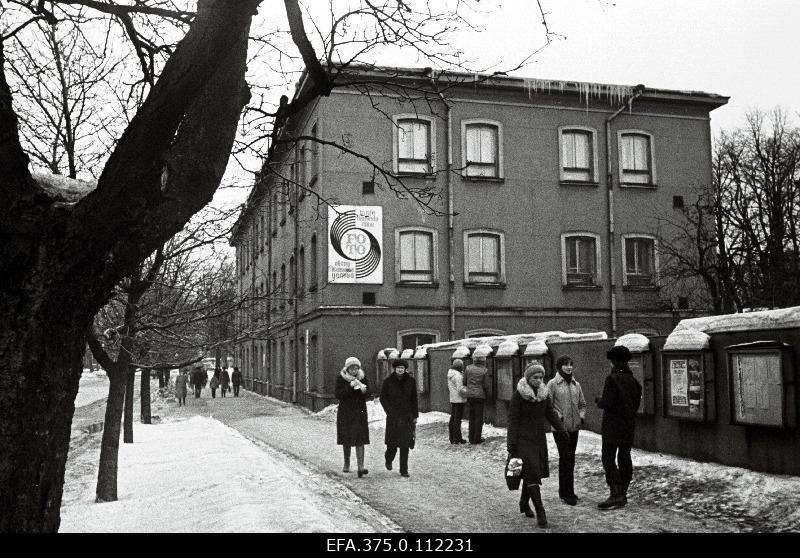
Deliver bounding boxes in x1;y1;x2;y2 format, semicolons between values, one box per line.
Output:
230;67;728;409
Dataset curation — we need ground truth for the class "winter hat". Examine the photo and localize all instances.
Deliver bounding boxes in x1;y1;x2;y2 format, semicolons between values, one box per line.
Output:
345;356;361;369
524;363;546;380
606;345;632;363
451;358;464;371
392;359;408;369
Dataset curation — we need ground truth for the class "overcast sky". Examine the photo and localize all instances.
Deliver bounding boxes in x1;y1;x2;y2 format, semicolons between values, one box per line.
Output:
215;0;799;208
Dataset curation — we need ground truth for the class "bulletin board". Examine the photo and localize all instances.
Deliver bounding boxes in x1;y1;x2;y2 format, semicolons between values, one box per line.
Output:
663;352;714;422
414;359;429;394
495;360;515;401
727;342;795;428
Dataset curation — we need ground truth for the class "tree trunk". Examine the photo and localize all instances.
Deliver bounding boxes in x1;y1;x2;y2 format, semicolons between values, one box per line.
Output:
164;369;171;385
157;368;165;389
140;368;151;424
95;369;126;503
123;368;135;444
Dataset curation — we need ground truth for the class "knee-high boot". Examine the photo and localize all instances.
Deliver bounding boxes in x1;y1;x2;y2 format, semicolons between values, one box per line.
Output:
519;488;534;517
528;484;548;528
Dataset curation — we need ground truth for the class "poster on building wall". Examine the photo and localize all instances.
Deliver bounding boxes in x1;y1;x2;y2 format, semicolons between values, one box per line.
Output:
731;351;784;427
670;359;689;406
327;205;383;284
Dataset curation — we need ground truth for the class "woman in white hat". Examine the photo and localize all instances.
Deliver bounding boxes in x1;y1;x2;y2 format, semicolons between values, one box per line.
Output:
335;356;370;477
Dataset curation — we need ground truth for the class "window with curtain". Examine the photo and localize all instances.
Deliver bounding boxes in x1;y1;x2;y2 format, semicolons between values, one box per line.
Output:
564;235;598;285
397;118;432;174
561;129;594;182
399;230;434;282
621;132;652;184
624;236;656;286
466;232;502;283
464;123;499;177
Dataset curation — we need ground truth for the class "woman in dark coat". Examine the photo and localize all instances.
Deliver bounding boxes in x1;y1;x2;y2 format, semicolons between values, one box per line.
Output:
507;364;568;528
231;366;242;397
190;366;207;398
379;359;418;477
220;366;230;397
335;357;370;477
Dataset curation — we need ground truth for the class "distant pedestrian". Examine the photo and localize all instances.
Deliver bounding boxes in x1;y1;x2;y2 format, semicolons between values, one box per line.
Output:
210;368;220;398
220;366;230;397
175;369;188;406
595;345;642;510
380;359;418;477
447;359;467;444
191;366;206;398
463;353;490;444
546;355;587;506
232;366;242;396
507;364;569;528
335;357;370;477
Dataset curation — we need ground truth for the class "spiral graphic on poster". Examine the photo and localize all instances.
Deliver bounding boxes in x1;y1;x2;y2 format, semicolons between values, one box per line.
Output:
329;210;382;278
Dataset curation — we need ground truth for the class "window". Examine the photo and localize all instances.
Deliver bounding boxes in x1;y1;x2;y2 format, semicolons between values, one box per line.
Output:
271;190;278;234
464;230;505;285
289;256;295;304
309;234;318;291
622;235;657;286
561;233;601;286
259;215;265;251
397;329;439;352
396;228;437;283
280;264;286;310
298;246;305;297
559;127;597;183
309;122;319;187
619;131;655;185
462;120;502;178
393;115;435;175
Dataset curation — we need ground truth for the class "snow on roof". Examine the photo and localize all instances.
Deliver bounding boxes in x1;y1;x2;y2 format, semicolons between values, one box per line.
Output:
673;306;800;334
400;349;414;359
523;340;548;356
420;330;607;354
615;333;651;353
32;172;96;204
495;340;519;357
413;347;427;359
472;344;493;359
386;349;399;359
663;328;711;351
451;346;470;359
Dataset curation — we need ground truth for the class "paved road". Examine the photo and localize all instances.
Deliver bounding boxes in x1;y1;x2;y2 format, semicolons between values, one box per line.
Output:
152;388;737;533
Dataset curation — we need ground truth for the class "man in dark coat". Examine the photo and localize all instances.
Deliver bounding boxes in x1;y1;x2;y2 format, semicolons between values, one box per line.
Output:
379;359;418;477
231;366;242;397
595;345;642;510
191;366;207;398
463;353;491;444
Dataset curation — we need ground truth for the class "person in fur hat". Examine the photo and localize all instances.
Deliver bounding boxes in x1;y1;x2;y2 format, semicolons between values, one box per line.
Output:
380;359;418;477
507;364;569;528
595;345;642;510
335;357;370;477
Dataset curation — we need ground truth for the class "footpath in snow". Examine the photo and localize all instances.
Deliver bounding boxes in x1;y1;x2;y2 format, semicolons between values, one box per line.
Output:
62;377;800;533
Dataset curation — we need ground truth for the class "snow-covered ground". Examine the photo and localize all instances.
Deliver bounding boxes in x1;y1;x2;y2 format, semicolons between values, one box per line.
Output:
74;373;110;408
60;415;397;533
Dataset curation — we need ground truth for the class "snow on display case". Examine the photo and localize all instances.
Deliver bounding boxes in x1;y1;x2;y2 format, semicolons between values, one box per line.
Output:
726;341;796;429
522;339;550;379
494;340;520;402
614;333;654;415
661;328;715;422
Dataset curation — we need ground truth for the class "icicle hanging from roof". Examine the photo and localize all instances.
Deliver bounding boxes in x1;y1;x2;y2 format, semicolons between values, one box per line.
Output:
523;78;635;108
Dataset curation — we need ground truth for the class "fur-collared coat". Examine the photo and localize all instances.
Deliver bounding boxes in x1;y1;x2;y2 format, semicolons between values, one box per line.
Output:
335;368;370;446
380;372;418;449
507;379;564;485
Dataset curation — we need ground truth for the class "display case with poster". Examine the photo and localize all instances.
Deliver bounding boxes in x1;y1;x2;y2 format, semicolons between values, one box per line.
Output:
662;351;716;422
726;341;796;429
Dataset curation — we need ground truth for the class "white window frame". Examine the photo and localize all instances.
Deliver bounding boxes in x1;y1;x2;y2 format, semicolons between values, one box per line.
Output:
396;329;440;352
560;232;602;286
392;114;436;175
621;233;659;287
558;126;599;183
461;119;504;179
618;130;656;187
395;226;439;284
463;229;506;285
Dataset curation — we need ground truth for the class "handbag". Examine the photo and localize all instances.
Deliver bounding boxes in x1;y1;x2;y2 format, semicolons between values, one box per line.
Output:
505;456;524;491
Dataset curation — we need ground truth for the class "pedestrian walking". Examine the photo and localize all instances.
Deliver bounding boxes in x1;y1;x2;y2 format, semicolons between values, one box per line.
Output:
335;357;370;478
546;355;587;506
175;369;188;407
220;366;230;397
379;359;418;477
507;364;569;528
595;345;642;510
447;359;467;444
191;366;206;398
231;366;242;397
463;353;490;444
210;367;220;398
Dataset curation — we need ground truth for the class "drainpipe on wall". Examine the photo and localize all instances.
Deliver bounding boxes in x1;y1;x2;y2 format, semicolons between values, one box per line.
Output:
292;169;300;404
605;84;645;337
428;70;456;340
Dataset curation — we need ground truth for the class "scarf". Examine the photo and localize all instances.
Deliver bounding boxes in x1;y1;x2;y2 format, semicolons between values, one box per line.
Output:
341;367;366;392
559;371;574;384
516;378;549;402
